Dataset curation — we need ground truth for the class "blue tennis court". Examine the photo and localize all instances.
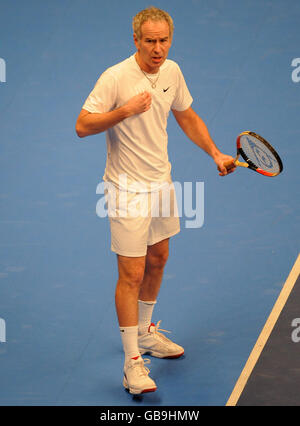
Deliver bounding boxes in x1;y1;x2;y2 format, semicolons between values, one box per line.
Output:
0;0;299;406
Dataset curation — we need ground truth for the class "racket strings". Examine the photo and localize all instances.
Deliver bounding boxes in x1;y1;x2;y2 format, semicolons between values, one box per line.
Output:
240;134;281;174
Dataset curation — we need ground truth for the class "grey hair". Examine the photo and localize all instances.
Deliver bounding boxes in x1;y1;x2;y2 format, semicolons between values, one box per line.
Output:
132;6;174;40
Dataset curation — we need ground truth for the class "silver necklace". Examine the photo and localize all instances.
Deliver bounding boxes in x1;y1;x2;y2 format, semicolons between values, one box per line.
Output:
141;69;160;89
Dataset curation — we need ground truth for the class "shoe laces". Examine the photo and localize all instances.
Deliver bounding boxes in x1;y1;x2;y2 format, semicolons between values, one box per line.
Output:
149;320;175;346
155;320;171;334
129;357;151;377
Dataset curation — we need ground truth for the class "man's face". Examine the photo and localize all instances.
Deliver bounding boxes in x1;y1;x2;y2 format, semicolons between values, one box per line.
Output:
134;19;172;74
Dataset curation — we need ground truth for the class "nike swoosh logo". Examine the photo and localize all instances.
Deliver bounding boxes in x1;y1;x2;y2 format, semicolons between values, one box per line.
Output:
163;87;170;92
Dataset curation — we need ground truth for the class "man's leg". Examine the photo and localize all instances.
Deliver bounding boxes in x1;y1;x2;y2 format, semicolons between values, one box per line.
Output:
115;254;157;394
137;239;169;336
116;254;145;327
139;238;169;302
137;238;184;359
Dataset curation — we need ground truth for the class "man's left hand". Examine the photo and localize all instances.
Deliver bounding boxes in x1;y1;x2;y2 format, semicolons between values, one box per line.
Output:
213;153;236;176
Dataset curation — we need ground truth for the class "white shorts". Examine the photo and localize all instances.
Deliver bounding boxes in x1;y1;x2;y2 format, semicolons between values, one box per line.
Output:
105;183;180;257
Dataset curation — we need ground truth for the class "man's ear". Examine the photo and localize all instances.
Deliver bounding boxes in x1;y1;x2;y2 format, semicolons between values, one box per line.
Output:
133;33;140;49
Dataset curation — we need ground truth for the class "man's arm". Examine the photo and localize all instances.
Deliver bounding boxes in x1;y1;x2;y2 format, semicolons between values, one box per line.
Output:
172;106;235;176
75;91;152;138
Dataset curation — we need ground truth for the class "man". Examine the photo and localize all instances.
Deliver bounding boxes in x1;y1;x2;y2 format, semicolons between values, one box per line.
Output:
76;6;235;395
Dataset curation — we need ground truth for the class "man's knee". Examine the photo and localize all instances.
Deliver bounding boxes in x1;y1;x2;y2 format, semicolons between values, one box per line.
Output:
117;256;145;289
124;268;145;288
146;248;169;270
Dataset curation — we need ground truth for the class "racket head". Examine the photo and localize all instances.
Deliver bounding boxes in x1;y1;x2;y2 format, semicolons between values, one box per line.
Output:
237;131;283;176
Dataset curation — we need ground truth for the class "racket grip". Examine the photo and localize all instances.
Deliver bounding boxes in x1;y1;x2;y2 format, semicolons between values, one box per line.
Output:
224;160;236;169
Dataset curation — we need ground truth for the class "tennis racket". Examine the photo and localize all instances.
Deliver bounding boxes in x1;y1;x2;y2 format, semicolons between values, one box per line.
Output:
225;131;283;177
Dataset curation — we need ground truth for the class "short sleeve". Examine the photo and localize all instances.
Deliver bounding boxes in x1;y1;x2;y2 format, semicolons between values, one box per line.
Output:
171;64;193;111
82;71;117;114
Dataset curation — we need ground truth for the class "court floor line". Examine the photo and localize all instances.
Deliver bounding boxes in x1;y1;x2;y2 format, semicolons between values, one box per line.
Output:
226;252;300;406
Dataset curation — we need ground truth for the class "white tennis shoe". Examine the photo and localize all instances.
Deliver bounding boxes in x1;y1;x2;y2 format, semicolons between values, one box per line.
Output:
123;356;157;395
138;321;184;359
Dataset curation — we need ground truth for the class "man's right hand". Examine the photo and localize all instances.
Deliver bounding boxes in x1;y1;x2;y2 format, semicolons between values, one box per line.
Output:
76;92;152;138
124;92;152;116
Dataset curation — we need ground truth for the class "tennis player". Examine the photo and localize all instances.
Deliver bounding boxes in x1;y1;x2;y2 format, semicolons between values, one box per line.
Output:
76;6;236;395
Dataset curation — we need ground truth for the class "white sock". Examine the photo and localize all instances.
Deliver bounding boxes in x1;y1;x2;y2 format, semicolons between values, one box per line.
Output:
119;325;140;365
138;300;157;336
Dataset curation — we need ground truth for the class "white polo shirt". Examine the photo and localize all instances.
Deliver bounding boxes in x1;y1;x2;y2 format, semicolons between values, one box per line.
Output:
82;54;193;191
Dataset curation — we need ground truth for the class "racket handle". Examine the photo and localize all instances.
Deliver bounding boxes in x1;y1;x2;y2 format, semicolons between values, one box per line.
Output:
225;159;249;169
224;160;236;169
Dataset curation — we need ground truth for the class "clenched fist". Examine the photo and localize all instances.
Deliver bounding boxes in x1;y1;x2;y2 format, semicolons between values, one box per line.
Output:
124;92;152;116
